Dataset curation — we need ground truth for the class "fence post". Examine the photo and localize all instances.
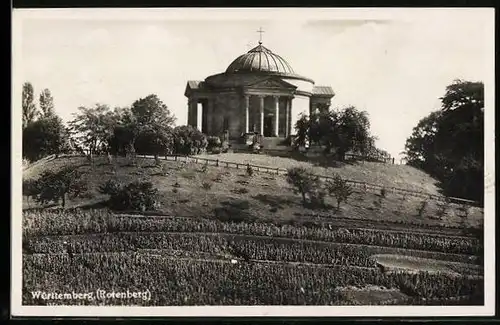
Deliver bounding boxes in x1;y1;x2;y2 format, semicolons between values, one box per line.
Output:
175;155;177;161
216;159;219;167
277;167;279;175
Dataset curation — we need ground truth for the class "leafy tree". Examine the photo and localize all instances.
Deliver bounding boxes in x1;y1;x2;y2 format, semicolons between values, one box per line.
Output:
135;125;174;158
404;80;484;202
39;88;55;118
131;94;175;130
293;113;310;149
172;125;208;155
22;115;71;162
326;174;353;210
22;82;38;128
293;106;374;160
68;104;121;156
286;167;321;205
34;167;87;208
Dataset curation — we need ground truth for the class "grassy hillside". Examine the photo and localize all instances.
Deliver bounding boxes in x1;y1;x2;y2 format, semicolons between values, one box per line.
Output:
198;153;442;194
22;155;483;231
21;155;484;306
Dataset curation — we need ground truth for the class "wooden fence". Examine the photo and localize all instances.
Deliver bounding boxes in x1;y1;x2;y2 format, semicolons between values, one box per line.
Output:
22;153;480;207
136;154;480;207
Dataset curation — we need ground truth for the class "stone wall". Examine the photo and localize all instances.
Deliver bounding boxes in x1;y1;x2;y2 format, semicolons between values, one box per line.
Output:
213;93;242;139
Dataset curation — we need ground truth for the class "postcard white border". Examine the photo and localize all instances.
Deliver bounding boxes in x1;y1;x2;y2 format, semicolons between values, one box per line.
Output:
11;7;496;317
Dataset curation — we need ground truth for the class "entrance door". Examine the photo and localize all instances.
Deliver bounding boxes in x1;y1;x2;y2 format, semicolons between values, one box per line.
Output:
263;116;273;137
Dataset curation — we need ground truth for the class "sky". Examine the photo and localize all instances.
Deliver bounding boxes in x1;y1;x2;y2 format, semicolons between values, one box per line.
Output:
14;8;494;159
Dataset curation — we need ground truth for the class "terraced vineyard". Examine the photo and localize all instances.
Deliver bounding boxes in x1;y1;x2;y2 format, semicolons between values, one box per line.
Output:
23;209;484;306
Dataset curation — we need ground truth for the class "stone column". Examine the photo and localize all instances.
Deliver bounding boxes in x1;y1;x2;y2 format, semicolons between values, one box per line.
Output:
259;95;265;136
273;96;279;137
243;94;250;134
211;98;218;135
207;98;214;135
189;98;198;128
285;97;290;137
287;97;293;137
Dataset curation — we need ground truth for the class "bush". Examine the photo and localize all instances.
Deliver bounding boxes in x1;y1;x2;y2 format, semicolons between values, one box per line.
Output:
202;181;213;190
108;181;159;212
246;164;254;177
23;179;40;206
173;125;208;155
232;187;249;195
380;187;387;198
286;167;321;205
207;136;222;153
417;200;428;217
326;174;353;210
309;188;327;209
221;141;230;153
98;179;123;196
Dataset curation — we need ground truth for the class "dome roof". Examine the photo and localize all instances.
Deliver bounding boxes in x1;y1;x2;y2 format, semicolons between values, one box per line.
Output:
226;43;295;75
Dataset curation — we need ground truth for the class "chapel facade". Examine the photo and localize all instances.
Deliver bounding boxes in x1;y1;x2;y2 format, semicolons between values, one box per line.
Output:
184;40;334;144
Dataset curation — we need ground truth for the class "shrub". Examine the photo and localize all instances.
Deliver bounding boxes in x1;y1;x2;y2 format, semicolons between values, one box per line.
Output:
232;187;249;195
309;188;327;209
173;182;181;188
459;204;470;219
213;174;223;183
202;181;213;190
154;155;162;167
108;181;159;212
246;164;254;177
417;200;428;217
326;174;354;210
436;198;450;218
286;167;321;205
23;179;40;207
221;141;230;153
200;164;208;173
171;125;207;155
380;187;387;198
98;179;123;196
207;136;222;152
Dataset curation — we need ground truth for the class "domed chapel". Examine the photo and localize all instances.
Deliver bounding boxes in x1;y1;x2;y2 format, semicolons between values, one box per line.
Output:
184;30;335;147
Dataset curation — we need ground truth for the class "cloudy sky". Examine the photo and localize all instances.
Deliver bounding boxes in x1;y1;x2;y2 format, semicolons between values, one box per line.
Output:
13;8;494;159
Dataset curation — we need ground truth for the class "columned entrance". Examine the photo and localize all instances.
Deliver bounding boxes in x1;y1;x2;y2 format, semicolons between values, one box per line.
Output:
242;93;293;138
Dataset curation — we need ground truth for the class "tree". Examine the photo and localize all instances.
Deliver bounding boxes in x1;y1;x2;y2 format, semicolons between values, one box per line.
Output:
404;80;484;202
326;174;353;210
334;106;372;160
286;167;321;205
172;125;208;155
293;106;374;160
68;104;121;156
22;82;38;128
39;88;55;118
131;94;175;130
34;167;87;208
135;125;174;158
22;115;71;162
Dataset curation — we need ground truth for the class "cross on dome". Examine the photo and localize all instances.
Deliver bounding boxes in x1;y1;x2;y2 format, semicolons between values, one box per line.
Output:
256;27;265;44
